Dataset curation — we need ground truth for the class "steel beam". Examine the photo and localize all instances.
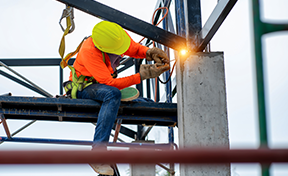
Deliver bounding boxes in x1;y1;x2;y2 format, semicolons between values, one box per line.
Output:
0;70;50;97
117;57;134;73
112;124;136;139
184;0;202;49
0;58;132;74
198;0;237;51
0;96;177;126
0;114;11;138
0;58;75;66
175;0;186;37
94;122;137;140
0;148;288;164
0;136;171;148
55;0;186;51
0;120;36;145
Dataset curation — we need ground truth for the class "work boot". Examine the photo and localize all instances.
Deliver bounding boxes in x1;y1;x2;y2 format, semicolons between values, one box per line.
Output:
90;164;114;175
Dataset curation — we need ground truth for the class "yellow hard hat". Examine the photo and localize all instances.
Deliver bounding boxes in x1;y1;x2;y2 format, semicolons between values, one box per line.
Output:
92;21;131;55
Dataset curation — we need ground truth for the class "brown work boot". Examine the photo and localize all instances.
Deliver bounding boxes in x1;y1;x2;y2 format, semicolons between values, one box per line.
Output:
89;164;114;175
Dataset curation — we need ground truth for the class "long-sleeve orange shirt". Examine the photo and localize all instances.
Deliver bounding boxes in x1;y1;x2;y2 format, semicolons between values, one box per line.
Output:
69;35;149;90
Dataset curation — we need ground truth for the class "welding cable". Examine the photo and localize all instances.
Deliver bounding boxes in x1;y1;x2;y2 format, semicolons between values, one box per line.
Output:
151;7;177;86
151;7;175;101
151;7;168;101
138;6;174;101
158;58;177;84
138;7;168;44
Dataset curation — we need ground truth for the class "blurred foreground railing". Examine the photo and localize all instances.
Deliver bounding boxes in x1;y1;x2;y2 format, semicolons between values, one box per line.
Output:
0;148;287;164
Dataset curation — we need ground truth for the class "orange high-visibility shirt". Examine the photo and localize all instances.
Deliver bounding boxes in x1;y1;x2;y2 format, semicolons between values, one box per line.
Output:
69;35;149;90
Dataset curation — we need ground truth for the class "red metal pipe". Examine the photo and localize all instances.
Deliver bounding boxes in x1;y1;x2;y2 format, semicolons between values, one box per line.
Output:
0;148;288;164
1;117;11;138
113;119;122;143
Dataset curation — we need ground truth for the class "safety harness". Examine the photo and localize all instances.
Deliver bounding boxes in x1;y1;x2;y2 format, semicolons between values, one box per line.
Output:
58;5;100;99
58;5;116;99
59;35;111;99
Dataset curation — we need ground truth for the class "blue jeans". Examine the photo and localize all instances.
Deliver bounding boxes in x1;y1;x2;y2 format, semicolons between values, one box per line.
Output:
77;83;153;149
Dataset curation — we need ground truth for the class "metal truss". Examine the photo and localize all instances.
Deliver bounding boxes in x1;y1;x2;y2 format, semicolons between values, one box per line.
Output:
0;1;239;175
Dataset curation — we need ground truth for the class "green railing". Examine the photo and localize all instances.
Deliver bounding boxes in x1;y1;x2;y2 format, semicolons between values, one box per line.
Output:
251;0;288;176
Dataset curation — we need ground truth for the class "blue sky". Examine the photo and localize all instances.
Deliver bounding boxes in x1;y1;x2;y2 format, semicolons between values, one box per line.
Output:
0;0;288;175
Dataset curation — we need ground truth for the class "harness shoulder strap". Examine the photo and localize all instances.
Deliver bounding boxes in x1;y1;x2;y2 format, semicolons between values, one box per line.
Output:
102;51;106;63
60;37;88;69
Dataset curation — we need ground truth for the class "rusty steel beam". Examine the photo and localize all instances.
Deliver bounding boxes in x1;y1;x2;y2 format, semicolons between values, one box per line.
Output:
0;115;11;138
0;148;287;164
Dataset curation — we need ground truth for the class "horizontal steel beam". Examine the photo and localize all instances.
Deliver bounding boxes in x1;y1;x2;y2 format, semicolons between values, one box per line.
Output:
0;96;177;126
55;0;186;51
0;58;74;66
198;0;237;51
0;148;287;164
117;57;134;74
0;137;170;148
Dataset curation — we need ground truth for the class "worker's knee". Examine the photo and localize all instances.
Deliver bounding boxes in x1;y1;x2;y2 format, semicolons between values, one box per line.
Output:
104;86;121;102
112;87;121;100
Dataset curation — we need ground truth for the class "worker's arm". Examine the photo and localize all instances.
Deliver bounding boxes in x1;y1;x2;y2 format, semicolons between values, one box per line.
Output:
123;36;149;58
81;48;141;90
124;34;169;64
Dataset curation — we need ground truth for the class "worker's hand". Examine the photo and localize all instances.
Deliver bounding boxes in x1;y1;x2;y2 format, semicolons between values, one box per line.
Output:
146;47;170;64
139;63;170;80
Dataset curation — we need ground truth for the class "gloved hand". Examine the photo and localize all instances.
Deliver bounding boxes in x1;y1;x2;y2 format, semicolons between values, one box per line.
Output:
146;47;170;64
139;63;170;80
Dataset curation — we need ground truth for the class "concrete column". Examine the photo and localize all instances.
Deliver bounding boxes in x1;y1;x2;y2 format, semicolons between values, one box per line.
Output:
130;140;155;176
130;164;155;176
176;52;230;176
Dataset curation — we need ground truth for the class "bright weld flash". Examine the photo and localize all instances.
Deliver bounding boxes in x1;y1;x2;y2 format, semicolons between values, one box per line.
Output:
180;49;187;55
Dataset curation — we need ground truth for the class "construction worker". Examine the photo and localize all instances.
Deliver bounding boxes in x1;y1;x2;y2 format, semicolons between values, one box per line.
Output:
63;21;169;175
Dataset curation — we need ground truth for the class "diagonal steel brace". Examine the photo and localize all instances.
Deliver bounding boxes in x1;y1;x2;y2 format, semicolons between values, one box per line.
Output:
0;114;11;139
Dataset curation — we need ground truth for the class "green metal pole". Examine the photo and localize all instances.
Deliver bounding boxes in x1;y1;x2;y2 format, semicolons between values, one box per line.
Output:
252;0;268;147
251;0;269;175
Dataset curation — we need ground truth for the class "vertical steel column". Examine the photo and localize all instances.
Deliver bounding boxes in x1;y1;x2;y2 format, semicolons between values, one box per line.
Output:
162;0;172;106
184;0;202;49
175;0;186;175
135;58;144;139
163;1;174;175
145;60;151;99
156;79;160;102
175;0;186;37
175;0;186;148
135;59;143;97
59;66;63;95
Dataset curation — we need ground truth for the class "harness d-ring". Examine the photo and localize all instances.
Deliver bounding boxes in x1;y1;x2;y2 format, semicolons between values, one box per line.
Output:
59;4;75;34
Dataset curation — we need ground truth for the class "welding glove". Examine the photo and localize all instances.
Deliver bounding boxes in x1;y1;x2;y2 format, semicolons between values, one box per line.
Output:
146;47;170;64
139;63;170;80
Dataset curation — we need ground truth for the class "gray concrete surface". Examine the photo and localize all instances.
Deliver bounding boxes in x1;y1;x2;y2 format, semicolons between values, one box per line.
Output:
176;52;230;176
130;140;155;176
